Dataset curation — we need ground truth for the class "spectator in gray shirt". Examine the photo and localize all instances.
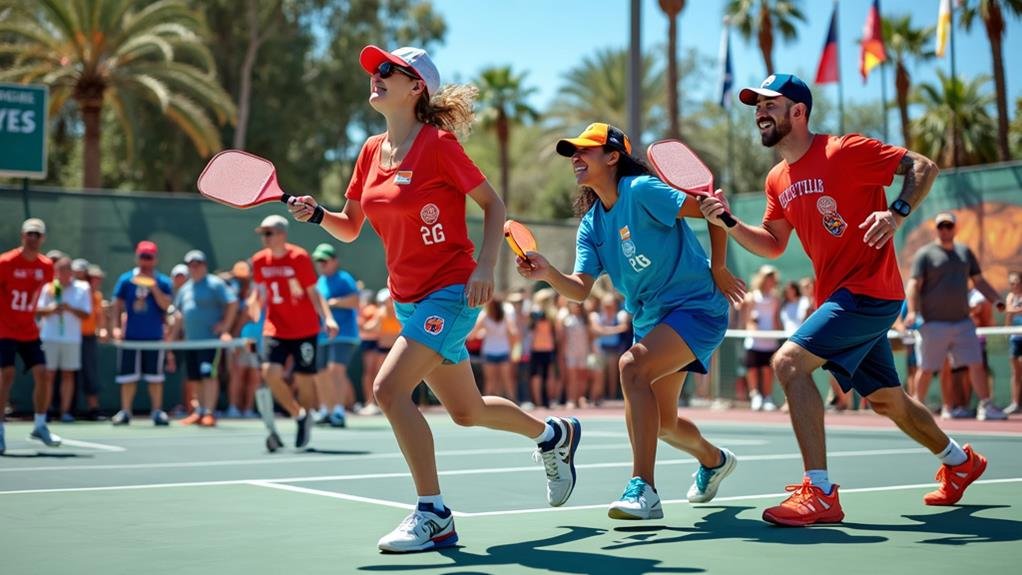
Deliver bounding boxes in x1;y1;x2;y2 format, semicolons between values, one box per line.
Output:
906;212;1006;420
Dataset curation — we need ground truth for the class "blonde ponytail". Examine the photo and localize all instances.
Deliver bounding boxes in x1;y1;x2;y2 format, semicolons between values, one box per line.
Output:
415;83;478;139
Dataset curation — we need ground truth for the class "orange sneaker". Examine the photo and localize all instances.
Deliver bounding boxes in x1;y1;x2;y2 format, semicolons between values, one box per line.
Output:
179;412;201;426
763;477;844;527
923;444;987;506
199;414;216;427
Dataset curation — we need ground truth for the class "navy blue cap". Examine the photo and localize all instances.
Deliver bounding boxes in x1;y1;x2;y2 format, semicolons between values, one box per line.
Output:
739;73;813;115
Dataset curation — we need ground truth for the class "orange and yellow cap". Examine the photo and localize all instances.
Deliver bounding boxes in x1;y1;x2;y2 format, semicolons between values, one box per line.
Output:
556;123;632;157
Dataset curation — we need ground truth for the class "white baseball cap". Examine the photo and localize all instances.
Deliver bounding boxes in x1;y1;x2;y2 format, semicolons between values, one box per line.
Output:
359;45;440;98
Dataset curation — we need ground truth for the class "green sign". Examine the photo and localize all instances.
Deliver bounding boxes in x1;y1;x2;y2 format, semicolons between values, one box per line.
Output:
0;82;48;179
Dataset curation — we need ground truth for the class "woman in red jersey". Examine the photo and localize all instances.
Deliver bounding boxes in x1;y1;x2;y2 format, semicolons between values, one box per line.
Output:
288;45;580;553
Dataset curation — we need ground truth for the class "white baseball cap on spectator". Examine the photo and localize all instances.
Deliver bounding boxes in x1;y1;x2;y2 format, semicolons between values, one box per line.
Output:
71;258;90;272
22;218;46;234
184;249;207;264
171;264;188;278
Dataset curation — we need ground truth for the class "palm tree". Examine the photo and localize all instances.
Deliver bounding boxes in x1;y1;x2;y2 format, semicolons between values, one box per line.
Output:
0;0;236;188
881;15;934;148
659;0;686;139
911;71;997;168
547;48;666;141
724;0;806;75
476;66;539;289
959;0;1022;161
476;66;540;213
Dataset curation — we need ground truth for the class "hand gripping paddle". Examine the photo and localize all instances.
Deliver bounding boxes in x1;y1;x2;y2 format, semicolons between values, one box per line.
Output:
504;220;538;264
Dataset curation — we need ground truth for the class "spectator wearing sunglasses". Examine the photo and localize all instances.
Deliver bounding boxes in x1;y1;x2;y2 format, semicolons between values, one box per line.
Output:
286;45;581;553
906;212;1006;421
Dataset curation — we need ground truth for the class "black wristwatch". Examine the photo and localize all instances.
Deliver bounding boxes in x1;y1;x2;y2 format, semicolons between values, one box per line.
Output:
889;199;912;218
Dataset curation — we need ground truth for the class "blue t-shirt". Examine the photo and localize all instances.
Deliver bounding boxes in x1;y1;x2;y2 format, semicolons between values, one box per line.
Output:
173;275;237;340
317;270;359;344
574;175;729;335
114;270;173;341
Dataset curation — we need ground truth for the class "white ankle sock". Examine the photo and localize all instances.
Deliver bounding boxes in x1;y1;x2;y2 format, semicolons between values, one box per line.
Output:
34;413;46;427
418;494;445;512
938;439;968;466
532;422;555;444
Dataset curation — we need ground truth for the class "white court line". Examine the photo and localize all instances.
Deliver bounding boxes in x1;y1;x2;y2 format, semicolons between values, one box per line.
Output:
0;446;933;496
245;481;415;511
458;477;1022;517
59;439;126;452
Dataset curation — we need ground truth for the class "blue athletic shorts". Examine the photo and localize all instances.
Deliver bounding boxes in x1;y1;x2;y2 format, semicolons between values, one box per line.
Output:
394;284;479;364
635;306;728;375
789;288;903;396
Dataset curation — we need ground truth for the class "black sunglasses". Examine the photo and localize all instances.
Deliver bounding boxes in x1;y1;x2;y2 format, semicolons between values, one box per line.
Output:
377;61;419;81
25;231;42;238
937;223;955;230
260;230;276;237
138;253;155;260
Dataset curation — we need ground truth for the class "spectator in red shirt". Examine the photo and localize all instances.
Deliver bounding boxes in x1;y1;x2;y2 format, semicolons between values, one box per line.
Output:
249;215;337;450
1;218;59;453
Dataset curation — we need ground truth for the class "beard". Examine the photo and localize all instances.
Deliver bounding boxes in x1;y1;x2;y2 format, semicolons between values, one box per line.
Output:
759;113;793;147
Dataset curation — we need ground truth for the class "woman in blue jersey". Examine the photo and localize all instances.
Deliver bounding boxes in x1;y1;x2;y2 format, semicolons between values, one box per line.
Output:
517;123;746;519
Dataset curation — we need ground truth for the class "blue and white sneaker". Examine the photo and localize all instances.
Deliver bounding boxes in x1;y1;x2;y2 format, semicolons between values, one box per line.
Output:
328;408;347;428
152;410;170;426
687;448;738;503
29;425;63;447
377;503;458;553
608;477;663;520
534;416;581;506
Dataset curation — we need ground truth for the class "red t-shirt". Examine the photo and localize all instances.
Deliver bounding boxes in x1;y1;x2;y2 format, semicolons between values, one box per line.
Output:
346;124;486;303
251;244;320;339
763;134;907;304
0;248;54;341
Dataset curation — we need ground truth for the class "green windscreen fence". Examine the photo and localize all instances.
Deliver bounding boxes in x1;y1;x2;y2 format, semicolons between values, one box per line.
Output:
2;161;1020;412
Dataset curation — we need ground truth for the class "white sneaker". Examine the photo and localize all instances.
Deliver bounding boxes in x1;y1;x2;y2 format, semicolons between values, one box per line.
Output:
1004;402;1019;416
977;401;1007;421
520;401;535;412
750;392;763;411
687;448;738;503
762;400;777;412
377;504;458;553
940;406;952;420
533;416;581;506
357;403;381;416
608;477;663;520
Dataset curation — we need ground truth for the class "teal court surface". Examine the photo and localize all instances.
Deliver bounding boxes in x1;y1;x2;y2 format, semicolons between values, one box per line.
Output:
1;412;1019;575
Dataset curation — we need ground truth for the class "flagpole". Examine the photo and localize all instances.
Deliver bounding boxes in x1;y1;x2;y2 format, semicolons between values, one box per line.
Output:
880;61;889;142
834;0;845;134
949;0;959;169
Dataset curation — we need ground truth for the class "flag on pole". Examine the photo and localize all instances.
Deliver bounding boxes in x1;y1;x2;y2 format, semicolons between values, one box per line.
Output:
718;22;734;108
860;0;887;82
936;0;951;57
815;4;840;84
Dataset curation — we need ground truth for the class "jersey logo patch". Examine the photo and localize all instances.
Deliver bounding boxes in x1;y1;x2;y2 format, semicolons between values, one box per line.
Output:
420;203;440;225
619;226;631;241
395;171;413;185
423;315;445;335
816;195;847;237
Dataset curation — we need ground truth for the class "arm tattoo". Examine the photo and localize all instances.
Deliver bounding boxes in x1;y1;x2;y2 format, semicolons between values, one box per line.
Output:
893;151;936;209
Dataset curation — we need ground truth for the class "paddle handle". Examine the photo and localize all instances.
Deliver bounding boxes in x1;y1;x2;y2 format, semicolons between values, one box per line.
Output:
279;193;324;224
719;212;737;228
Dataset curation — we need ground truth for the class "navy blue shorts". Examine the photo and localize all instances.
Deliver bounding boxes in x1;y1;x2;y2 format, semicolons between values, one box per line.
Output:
789;289;903;396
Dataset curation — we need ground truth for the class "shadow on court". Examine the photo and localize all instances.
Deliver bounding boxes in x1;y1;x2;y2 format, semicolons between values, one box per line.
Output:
603;506;887;550
302;448;372;455
360;526;704;574
844;505;1022;545
0;451;92;459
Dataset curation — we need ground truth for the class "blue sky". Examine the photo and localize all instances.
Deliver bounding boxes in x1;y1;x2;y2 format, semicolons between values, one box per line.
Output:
428;0;1021;117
